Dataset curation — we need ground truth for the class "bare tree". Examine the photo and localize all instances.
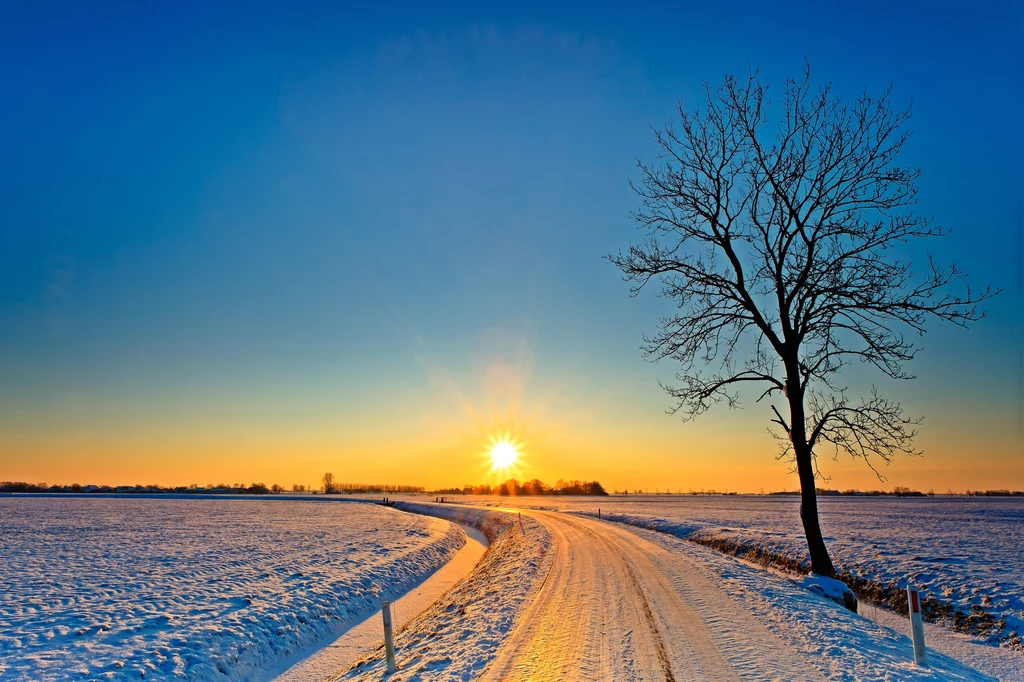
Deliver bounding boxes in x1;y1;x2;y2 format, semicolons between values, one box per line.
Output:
608;66;995;577
322;472;335;493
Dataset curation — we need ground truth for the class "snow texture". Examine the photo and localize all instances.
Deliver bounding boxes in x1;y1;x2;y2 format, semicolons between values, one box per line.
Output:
798;574;859;612
335;502;552;681
0;497;464;681
472;495;1021;677
484;495;1022;649
3;495;1018;681
623;523;998;681
343;500;999;681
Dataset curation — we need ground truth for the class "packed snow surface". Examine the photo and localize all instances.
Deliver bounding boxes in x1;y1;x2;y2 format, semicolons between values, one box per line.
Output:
619;520;997;681
482;496;1024;643
476;495;1023;677
339;501;995;681
0;496;464;681
336;502;551;681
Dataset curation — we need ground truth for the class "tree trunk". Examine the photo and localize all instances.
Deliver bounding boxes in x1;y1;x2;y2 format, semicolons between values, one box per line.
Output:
787;375;838;578
793;438;837;577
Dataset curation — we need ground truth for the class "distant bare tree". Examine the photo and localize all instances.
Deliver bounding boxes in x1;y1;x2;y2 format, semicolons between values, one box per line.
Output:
322;472;335;493
609;65;995;577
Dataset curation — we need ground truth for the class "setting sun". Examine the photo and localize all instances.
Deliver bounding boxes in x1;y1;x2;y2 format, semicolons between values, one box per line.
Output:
490;440;518;469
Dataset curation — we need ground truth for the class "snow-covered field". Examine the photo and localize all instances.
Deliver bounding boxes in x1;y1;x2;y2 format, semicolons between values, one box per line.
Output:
3;494;1019;681
478;495;1024;649
0;497;464;681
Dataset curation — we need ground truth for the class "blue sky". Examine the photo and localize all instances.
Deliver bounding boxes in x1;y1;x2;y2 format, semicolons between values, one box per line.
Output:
1;1;1021;489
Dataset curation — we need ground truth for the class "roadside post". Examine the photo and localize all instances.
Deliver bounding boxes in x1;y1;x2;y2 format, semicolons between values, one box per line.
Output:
906;585;927;665
382;601;397;673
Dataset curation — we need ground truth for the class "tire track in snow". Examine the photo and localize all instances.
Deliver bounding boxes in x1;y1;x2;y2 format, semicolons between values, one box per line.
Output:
586;514;824;681
480;509;822;681
552;511;736;681
552;512;682;680
620;556;676;682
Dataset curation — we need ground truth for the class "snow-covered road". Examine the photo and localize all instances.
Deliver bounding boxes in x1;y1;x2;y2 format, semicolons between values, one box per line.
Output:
340;502;998;681
480;509;822;681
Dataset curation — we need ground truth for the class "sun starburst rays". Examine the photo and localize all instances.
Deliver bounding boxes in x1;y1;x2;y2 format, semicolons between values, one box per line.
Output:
484;431;526;478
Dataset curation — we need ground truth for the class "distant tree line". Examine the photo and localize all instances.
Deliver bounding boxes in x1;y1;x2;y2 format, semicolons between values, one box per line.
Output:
8;480;1012;497
0;481;277;494
0;478;429;496
769;487;1024;497
322;483;425;494
615;489;739;495
434;479;608;496
317;473;424;494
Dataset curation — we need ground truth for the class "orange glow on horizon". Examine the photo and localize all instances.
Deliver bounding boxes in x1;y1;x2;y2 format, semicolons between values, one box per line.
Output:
2;331;1021;494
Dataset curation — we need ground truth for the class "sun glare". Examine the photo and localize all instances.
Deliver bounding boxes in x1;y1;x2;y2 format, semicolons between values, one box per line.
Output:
490;440;519;469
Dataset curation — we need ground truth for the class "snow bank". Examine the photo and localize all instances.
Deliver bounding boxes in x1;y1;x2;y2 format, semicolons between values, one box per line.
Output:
688;525;1019;646
391;501;512;544
569;510;857;610
335;502;553;681
573;510;701;538
0;498;464;681
627;524;999;681
798;574;859;613
563;497;1023;648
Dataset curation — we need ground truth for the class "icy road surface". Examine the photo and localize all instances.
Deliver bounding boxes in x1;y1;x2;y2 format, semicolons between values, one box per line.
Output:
479;509;822;681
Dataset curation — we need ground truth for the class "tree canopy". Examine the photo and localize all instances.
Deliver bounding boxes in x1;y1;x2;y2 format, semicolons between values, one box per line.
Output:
609;65;994;576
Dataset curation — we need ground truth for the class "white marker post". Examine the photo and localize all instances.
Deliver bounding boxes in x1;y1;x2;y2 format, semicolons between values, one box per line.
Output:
906;585;927;666
381;601;397;673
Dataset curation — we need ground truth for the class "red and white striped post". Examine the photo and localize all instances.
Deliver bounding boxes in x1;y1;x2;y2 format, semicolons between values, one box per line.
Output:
906;585;927;666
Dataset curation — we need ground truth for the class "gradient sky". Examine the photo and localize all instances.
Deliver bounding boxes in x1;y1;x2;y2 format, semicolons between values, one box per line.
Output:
2;1;1021;492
